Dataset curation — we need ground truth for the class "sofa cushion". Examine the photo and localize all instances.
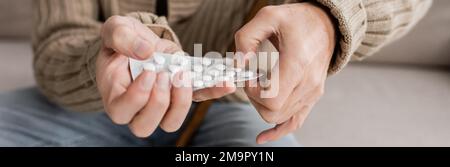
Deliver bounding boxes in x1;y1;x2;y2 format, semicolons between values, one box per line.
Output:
297;63;450;146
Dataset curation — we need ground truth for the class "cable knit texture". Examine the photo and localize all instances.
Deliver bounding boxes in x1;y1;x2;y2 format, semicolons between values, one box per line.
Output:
32;0;431;112
313;0;432;73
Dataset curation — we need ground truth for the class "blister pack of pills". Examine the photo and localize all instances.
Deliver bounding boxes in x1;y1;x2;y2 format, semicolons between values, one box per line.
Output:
129;52;261;91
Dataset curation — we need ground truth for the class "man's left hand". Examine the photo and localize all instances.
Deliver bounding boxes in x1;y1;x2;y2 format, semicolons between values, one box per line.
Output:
235;2;336;144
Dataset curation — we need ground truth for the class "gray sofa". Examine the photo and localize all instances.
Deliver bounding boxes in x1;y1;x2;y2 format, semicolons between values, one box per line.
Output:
0;0;449;146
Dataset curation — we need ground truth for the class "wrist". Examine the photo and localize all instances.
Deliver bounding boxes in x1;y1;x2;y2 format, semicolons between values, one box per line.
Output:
307;2;337;54
289;2;337;62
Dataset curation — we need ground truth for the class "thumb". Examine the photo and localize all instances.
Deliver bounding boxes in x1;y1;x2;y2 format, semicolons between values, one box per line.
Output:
234;10;280;57
102;16;161;60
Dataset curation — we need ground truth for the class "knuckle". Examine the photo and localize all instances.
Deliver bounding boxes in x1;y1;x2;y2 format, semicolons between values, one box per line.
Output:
259;5;276;16
259;5;283;20
152;93;170;109
102;16;124;37
128;92;148;105
105;15;124;26
111;26;131;46
234;29;246;41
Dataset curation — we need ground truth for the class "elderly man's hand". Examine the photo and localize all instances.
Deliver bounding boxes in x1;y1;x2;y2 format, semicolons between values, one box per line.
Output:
235;2;336;144
96;16;235;138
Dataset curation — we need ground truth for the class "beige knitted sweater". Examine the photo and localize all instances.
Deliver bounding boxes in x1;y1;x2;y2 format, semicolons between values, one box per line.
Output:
32;0;432;112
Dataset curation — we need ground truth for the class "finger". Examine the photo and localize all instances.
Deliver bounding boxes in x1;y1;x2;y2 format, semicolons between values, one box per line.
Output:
271;83;323;125
96;53;129;99
102;16;160;59
106;71;157;125
128;72;171;137
256;105;310;144
244;61;296;114
267;83;307;124
159;71;193;132
247;86;302;125
192;81;236;102
234;7;281;54
127;18;182;54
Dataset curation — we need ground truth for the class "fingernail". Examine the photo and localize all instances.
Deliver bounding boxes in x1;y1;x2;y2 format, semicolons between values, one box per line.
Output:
157;72;171;91
141;72;156;91
133;38;152;59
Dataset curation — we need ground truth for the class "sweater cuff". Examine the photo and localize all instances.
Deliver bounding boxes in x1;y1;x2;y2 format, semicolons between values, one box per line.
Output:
313;0;367;75
126;12;181;46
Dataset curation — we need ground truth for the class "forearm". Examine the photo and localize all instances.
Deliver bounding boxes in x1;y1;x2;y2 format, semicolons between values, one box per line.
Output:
32;0;103;112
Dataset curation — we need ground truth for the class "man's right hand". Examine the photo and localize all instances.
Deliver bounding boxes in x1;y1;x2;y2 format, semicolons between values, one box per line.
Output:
95;16;236;137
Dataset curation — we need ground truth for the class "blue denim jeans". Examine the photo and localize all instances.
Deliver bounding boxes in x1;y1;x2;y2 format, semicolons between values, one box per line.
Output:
0;87;298;147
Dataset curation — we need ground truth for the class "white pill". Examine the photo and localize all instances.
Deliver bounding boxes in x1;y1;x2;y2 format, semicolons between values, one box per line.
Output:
224;58;234;65
193;65;203;72
202;58;212;66
225;71;236;77
213;64;226;71
155;64;165;71
207;70;220;76
202;75;213;81
193;80;204;88
142;63;156;71
179;59;189;66
173;52;186;57
153;54;166;65
192;57;202;64
169;65;182;74
234;68;242;72
214;76;225;81
170;56;181;64
192;71;202;78
172;56;189;66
